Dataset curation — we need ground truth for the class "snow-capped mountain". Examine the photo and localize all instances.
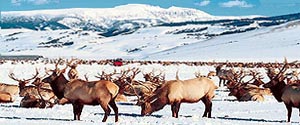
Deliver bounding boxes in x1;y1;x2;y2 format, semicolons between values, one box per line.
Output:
1;4;216;36
1;4;300;61
3;4;299;36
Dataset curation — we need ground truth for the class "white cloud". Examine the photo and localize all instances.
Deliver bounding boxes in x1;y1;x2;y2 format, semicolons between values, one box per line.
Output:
195;0;211;6
220;0;253;8
11;0;23;6
28;0;49;5
11;0;59;6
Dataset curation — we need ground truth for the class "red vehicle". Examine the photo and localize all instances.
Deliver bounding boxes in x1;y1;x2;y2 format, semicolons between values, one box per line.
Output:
113;58;123;66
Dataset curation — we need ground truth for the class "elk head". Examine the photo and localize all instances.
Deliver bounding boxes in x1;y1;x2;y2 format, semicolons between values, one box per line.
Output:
9;68;39;90
263;59;296;101
43;58;68;83
263;59;293;88
143;69;165;85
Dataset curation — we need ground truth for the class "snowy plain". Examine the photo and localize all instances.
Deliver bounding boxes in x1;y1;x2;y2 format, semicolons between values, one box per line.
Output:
1;19;300;62
0;61;299;125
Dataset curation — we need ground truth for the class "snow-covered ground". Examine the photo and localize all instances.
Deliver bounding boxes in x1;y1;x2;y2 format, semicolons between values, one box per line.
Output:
1;19;300;62
0;61;299;125
1;4;299;62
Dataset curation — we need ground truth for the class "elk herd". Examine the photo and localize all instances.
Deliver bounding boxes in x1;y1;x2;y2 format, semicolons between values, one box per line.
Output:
0;58;300;122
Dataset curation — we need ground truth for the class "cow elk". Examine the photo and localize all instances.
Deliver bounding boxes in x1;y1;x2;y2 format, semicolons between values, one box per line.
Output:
0;82;19;97
216;65;234;87
0;91;14;103
263;59;300;122
195;71;216;79
44;59;119;122
140;76;218;118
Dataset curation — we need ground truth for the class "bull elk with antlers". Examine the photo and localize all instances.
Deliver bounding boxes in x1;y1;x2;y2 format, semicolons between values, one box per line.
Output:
9;69;56;108
226;70;270;102
44;59;119;122
263;59;300;122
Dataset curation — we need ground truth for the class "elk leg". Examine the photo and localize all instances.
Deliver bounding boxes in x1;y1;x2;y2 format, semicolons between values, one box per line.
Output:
175;102;181;118
218;79;222;87
109;100;119;122
201;97;209;117
285;103;292;122
100;103;111;122
72;103;83;120
223;79;226;86
171;104;176;117
77;104;84;120
207;100;212;118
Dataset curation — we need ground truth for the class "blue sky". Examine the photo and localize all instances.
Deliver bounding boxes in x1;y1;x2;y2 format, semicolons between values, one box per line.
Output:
1;0;300;16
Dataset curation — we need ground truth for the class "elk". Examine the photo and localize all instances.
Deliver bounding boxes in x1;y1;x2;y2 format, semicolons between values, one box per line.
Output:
9;69;57;108
142;69;165;85
44;59;119;122
195;71;216;79
9;69;55;99
140;76;218;118
20;93;47;108
23;82;55;108
0;91;14;103
226;70;269;102
0;83;19;96
115;68;165;104
263;59;300;122
8;69;39;95
215;65;234;87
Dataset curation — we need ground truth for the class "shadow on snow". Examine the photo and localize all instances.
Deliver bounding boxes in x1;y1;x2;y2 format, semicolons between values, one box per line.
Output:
215;116;299;124
94;113;163;118
0;116;72;121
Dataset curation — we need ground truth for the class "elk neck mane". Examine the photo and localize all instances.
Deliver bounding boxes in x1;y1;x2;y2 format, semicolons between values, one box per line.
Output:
50;73;69;99
269;81;286;102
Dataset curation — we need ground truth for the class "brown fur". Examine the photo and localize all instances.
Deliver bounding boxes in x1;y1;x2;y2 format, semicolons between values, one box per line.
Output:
141;77;217;118
264;79;300;122
0;83;19;96
19;86;56;101
0;91;13;103
46;71;119;122
20;94;54;108
263;60;300;122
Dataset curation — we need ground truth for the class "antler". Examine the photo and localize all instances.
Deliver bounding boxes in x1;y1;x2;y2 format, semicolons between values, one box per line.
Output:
129;67;141;82
24;68;39;81
273;58;297;79
8;68;39;82
67;58;78;68
8;70;22;82
95;69;117;81
194;71;202;78
84;74;89;81
244;70;258;84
